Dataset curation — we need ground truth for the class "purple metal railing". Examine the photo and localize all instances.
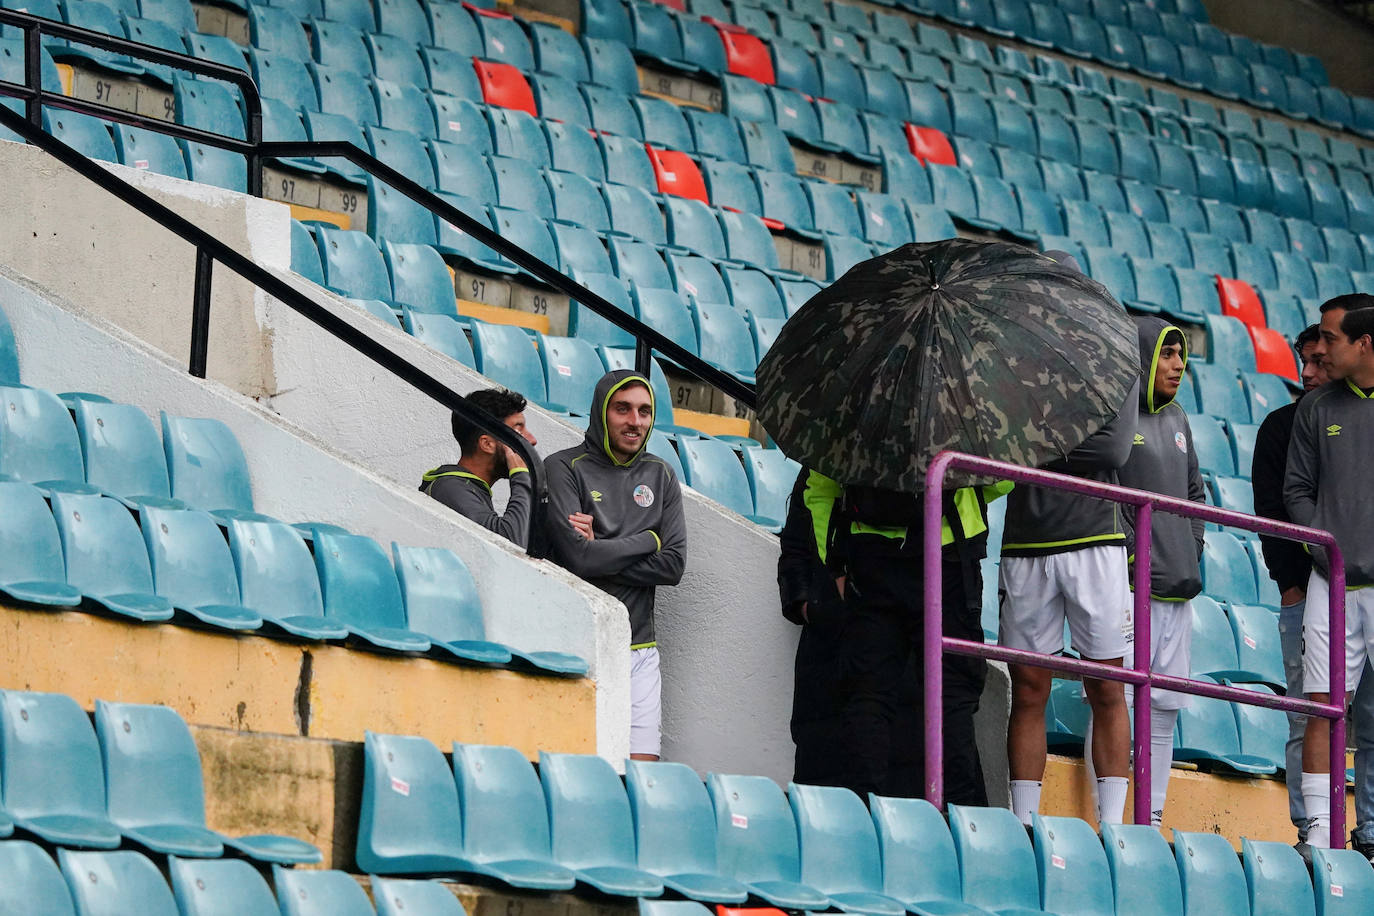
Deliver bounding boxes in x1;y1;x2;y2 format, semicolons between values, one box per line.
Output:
922;451;1348;847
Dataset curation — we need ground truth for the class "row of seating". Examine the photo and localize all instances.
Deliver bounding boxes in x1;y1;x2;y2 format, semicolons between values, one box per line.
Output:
357;729;1374;913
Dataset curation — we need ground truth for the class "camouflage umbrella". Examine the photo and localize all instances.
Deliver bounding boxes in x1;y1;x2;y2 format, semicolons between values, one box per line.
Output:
756;239;1139;492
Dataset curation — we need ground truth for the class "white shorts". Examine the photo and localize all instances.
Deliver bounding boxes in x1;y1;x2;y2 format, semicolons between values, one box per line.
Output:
999;545;1131;660
1302;572;1374;695
1129;598;1193;710
630;647;662;757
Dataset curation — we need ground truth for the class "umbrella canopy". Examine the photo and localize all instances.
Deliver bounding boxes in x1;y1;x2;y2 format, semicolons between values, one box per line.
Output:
756;239;1139;492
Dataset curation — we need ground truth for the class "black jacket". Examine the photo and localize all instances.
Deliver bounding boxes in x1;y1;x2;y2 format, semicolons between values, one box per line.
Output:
1252;401;1310;594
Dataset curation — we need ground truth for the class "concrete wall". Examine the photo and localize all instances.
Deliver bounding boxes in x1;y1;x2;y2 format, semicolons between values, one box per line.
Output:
1203;0;1374;97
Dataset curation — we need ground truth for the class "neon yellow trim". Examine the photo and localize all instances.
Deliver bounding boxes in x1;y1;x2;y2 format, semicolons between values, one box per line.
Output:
601;376;655;466
1346;378;1373;399
1002;533;1127;550
803;472;842;565
1147;324;1186;414
508;467;529;476
420;469;491;494
630;641;658;650
649;530;661;552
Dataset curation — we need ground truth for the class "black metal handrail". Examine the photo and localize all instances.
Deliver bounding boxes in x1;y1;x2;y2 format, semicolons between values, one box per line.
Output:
0;7;759;410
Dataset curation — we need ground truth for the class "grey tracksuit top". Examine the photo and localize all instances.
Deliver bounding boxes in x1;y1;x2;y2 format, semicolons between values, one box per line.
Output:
1117;316;1205;601
1283;377;1374;588
546;370;687;647
420;463;533;549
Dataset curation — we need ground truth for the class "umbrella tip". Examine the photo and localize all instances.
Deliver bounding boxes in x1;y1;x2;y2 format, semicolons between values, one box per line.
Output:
1041;249;1082;274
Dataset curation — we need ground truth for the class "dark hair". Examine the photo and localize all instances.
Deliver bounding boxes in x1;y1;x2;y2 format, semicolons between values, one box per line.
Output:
452;388;527;454
1295;324;1321;353
1162;328;1185;351
1319;293;1374;313
1340;306;1374;344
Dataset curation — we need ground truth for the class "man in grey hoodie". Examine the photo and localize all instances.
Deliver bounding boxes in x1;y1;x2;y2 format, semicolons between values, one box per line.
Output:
546;369;687;760
1115;316;1206;827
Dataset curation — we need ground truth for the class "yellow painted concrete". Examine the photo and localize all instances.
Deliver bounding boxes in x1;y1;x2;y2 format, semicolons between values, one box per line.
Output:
673;407;753;439
288;203;350;230
1043;753;1356;848
0;604;594;756
457;299;552;334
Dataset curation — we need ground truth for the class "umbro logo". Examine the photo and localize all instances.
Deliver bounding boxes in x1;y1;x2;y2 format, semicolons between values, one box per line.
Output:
590;490;603;502
1132;433;1145;446
1327;424;1343;437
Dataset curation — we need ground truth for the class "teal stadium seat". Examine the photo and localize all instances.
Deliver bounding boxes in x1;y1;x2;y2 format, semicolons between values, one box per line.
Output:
1242;839;1314;916
357;733;574;889
94;700;321;862
111;125;187;179
140;506;264;631
1212;476;1254;515
1227;683;1288;770
1175;695;1277;775
743;445;799;525
1032;814;1113;916
788;783;907;915
0;840;74;915
1312;847;1374;914
0;690;123;848
539;751;665;897
624;759;749;903
167;856;284;916
470;322;554;409
1227;603;1284;685
868;795;992;915
160;412;253;514
312;530;432;653
290;221;326;285
1173;830;1250;916
539;335;605;420
382;242;458;318
1190;595;1245;680
0;385;86;487
1101;823;1184;916
691;300;757;384
1046;678;1089;751
529;20;588;81
546;172;611;234
679;438;771;524
223;517;349;640
371;877;467;916
948;804;1045;914
1190;365;1249;423
568;273;634;349
50;491;175;622
57;849;177;916
705;773;831;910
392;543;586;675
273;866;376;916
427;2;480;56
1203;530;1259;604
0;481;82;607
0;302;17;386
1189;415;1235;476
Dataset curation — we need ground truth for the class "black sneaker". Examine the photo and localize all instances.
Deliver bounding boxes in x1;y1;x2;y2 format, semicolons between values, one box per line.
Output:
1294;841;1314;867
1352;834;1374;864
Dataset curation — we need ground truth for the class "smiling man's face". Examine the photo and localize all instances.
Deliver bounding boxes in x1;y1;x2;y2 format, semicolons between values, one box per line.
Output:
607;383;653;462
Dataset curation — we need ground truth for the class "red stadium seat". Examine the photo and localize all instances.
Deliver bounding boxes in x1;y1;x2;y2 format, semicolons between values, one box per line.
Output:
473;58;536;116
650;0;686;9
1217;276;1266;329
713;23;774;84
1249;325;1299;381
905;125;957;166
647;146;708;202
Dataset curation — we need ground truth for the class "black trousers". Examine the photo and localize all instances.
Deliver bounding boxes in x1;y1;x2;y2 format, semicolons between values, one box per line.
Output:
837;550;989;805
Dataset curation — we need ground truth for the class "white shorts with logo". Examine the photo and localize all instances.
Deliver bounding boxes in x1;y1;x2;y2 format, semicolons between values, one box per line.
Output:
1302;572;1374;695
1130;598;1193;710
630;646;662;756
999;545;1131;660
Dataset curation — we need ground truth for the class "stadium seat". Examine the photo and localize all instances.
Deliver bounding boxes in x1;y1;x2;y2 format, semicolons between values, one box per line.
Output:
1228;684;1287;771
1241;838;1315;916
1190;595;1244;682
0;482;82;608
691;300;757;383
679;438;769;523
1203;530;1259;604
219;517;347;640
312;64;378;126
140;506;265;632
1311;847;1374;914
0;690;123;848
720;211;791;273
400;310;473;367
159;413;253;514
0;385;85;487
50;491;175;622
864;796;977;913
1130;257;1181;316
787;783;906;915
582;84;643;139
706;773;830;910
380;242;457;318
538;751;664;897
311;530;433;653
742;448;799;527
95;700;321;862
1175;696;1277;775
273;866;375;916
110;124;188;180
1189;415;1235;476
474;59;536;116
371;877;467;916
623;760;749;903
167;856;284;915
57;849;177;915
1101;824;1184;916
1227;604;1285;686
948;804;1044;914
0;840;74;914
1242;370;1295;423
1032;814;1113;916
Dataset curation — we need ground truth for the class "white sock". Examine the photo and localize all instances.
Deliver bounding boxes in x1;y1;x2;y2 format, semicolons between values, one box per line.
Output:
1011;780;1042;826
1303;771;1332;848
1097;777;1128;826
1151;708;1178;826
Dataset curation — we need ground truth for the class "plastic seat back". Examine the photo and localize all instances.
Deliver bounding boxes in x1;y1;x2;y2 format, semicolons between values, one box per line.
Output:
51;490;163;600
1203;531;1259;604
1230;682;1287;767
452;743;555;865
539;334;604;413
948;804;1040;912
391;543;488;644
1312;847;1374;914
1101;823;1183;916
707;773;805;884
93;701;206;832
540;751;639;870
226;518;325;621
0;481;71;595
356;732;466;873
372;877;467;916
0;840;75;915
788;783;885;896
274;866;375;916
1173;830;1249;916
1189;594;1242;677
58;849;178;916
142;504;249;614
470;322;548;404
168;856;280;916
313;531;412;633
625;759;721;878
67;399;169;500
1192;364;1250;423
1033;814;1112;916
679;438;755;518
0;690;111;827
1251;840;1319;916
742;449;799;526
161;413;253;513
0;386;84;485
869;796;963;905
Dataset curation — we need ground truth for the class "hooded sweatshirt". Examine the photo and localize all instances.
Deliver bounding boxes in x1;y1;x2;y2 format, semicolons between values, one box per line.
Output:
545;370;687;647
1117;316;1205;601
420;463;534;549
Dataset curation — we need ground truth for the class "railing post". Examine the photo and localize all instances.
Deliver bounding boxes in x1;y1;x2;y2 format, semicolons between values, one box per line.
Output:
23;23;41;127
1131;503;1153;827
923;454;952;809
188;248;214;378
633;335;652;380
1329;558;1348;850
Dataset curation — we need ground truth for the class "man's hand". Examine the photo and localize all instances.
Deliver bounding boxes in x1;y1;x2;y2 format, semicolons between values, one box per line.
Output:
569;512;595;540
503;444;528;472
1281;586;1306;607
